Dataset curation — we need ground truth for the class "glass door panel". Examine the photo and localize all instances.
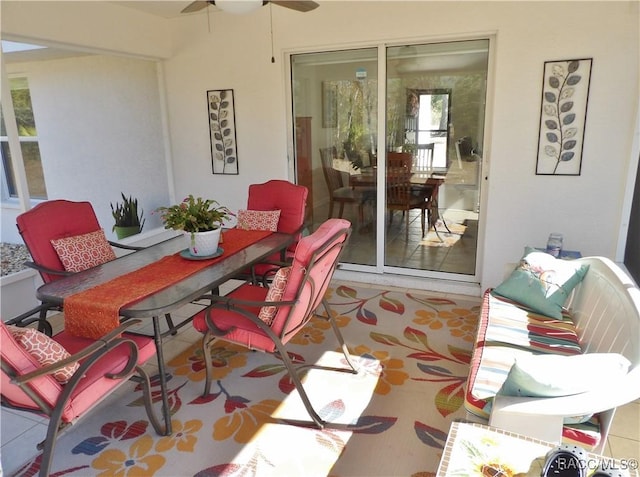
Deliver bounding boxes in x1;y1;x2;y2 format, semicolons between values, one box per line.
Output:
292;39;489;278
385;40;488;275
291;48;378;267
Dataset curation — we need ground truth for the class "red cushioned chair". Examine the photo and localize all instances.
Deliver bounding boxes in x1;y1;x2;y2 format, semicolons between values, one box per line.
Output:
13;199;174;335
193;218;358;428
242;180;308;285
1;319;163;477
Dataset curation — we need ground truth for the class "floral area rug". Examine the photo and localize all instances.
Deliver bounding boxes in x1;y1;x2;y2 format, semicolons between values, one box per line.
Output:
13;283;480;477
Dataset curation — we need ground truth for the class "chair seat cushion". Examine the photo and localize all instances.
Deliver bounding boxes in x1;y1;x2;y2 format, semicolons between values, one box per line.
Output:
192;284;278;353
56;330;156;423
465;292;583;419
1;323;155;424
464;291;604;451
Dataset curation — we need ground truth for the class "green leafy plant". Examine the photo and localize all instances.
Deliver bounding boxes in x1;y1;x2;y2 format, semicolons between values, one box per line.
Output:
156;195;231;234
111;193;145;232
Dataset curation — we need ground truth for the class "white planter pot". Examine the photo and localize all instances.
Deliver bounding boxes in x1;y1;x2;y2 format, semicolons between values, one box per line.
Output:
185;228;221;256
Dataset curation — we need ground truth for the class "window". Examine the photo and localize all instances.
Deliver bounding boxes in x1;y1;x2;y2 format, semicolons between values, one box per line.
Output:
0;76;47;199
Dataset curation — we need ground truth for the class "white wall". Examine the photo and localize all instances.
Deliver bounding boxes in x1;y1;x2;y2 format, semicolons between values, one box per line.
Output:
2;54;171;242
163;1;639;291
2;1;638;294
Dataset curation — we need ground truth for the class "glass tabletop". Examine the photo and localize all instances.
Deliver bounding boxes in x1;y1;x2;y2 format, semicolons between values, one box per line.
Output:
37;232;294;318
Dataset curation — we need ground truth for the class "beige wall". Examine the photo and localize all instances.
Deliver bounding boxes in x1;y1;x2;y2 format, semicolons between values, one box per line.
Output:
1;54;170;242
2;1;639;293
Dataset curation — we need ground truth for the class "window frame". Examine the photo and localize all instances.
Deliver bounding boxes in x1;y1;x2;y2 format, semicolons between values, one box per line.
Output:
0;74;46;200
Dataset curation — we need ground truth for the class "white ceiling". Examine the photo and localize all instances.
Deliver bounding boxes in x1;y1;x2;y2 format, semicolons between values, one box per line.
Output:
111;1;208;18
2;2;200;63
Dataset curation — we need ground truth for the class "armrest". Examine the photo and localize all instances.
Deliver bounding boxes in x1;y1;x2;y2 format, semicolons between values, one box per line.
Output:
13;319;143;384
108;240;144;251
24;261;72;277
489;367;640;441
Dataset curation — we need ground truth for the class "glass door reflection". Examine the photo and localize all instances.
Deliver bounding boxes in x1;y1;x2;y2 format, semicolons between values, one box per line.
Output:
291;39;489;277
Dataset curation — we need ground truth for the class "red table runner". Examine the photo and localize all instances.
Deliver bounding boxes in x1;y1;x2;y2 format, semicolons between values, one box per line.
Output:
64;229;272;339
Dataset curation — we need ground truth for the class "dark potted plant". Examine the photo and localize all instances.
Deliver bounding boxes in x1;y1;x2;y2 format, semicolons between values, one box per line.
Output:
111;193;145;240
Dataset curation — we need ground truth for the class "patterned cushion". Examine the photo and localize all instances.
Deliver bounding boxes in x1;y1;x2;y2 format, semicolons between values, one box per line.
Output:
51;229;116;272
464;291;604;450
237;209;281;232
465;292;582;419
7;326;79;383
492;247;589;319
258;266;291;325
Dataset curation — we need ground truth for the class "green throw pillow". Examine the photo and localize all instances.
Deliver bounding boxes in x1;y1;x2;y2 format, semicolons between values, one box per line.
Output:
499;353;631;398
497;353;631;423
492;247;589;319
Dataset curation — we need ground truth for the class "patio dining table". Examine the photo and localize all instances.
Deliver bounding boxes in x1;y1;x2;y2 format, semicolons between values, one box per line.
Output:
36;229;295;435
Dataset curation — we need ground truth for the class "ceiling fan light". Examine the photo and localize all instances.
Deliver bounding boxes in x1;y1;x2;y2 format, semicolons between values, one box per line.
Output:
216;0;263;14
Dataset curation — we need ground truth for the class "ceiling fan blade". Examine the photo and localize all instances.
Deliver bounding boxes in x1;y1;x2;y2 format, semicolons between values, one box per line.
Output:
181;1;211;13
270;1;319;12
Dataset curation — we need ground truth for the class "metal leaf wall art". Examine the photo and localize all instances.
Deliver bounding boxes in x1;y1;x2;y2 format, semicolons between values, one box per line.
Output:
536;58;592;175
208;89;239;174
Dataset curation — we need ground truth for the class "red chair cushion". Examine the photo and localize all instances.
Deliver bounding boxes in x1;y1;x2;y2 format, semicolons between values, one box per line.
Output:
16;200;103;283
1;320;155;424
193;219;351;354
247;180;308;252
192;284;278;352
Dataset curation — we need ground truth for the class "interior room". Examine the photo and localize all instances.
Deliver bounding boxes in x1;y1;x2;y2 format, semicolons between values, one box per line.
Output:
1;1;638;475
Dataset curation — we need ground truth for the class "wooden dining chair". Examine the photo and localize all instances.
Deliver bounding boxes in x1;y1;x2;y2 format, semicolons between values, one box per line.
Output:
385;169;431;240
387;151;413;172
1;319;163;477
319;147;366;221
192;218;358;428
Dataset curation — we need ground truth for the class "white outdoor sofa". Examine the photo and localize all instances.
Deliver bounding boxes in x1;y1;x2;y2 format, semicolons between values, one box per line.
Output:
464;256;640;454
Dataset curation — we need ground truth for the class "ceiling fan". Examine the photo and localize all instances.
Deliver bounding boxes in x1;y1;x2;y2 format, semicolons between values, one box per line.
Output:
181;1;319;14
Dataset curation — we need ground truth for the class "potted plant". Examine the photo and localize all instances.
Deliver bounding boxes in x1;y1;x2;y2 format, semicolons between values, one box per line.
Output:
111;193;145;240
156;195;232;257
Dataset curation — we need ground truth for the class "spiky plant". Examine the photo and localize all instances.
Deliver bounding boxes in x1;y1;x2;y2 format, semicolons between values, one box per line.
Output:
111;193;145;232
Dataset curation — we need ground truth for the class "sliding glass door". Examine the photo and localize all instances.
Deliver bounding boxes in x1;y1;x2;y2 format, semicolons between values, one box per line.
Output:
291;39;489;280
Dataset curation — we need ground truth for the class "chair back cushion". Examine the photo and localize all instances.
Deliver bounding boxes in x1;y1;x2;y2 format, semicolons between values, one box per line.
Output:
270;218;351;340
247;180;308;251
16;200;103;283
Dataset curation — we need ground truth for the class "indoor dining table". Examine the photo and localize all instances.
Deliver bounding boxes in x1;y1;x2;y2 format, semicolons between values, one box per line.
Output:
349;168;450;236
36;229;295;435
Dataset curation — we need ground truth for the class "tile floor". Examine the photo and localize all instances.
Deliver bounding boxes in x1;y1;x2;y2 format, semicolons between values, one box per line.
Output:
2;281;639;476
315;206;479;276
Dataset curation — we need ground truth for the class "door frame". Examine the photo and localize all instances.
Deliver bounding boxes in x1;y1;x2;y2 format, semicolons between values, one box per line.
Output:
284;34;497;291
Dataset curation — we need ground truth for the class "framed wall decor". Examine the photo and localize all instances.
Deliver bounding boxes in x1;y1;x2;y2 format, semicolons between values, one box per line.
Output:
536;58;592;176
207;89;239;175
322;81;337;128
